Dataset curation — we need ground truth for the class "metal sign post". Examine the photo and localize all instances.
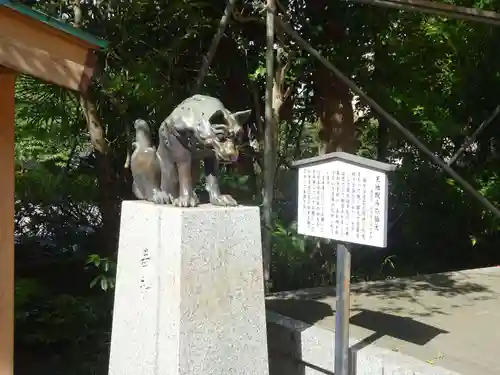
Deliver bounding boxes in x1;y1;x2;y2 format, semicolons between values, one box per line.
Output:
292;152;395;375
335;242;351;375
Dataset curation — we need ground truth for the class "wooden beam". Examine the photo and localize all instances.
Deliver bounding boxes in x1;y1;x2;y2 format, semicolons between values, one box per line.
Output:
345;0;500;26
0;7;98;92
0;67;15;375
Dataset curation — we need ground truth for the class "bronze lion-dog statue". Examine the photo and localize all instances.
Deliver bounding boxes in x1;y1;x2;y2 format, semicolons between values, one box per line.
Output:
131;94;251;207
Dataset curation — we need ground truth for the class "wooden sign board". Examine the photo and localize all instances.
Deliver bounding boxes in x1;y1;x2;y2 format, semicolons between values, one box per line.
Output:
293;152;396;248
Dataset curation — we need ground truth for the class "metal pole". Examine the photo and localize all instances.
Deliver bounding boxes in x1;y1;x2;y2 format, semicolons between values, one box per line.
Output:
335;243;351;375
344;0;500;27
447;105;500;166
272;13;500;220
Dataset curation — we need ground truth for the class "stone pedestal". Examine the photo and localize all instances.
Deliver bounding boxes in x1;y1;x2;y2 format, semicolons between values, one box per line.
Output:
108;201;269;375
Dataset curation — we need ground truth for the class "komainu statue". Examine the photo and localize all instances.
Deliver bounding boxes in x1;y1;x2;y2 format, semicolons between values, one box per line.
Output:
131;94;251;207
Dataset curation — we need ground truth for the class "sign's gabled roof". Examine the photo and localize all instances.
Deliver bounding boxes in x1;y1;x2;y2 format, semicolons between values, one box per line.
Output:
291;152;397;172
0;0;108;49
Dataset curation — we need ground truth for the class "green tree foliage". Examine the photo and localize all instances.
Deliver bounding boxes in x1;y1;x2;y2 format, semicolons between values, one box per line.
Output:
13;0;500;373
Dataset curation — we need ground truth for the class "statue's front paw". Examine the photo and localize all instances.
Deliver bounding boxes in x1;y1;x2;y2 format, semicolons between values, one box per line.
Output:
210;194;238;207
152;190;171;205
173;193;199;208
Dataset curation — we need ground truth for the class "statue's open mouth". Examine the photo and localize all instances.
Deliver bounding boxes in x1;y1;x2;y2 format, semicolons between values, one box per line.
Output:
211;138;239;164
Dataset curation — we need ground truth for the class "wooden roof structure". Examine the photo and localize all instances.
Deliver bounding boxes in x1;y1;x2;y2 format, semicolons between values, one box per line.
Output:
0;0;107;91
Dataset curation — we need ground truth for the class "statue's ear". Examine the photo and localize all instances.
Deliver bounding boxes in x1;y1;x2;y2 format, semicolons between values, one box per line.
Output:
209;110;225;124
232;109;252;124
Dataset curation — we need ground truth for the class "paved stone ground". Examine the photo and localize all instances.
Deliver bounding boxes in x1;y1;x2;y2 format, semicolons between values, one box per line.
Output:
266;267;500;375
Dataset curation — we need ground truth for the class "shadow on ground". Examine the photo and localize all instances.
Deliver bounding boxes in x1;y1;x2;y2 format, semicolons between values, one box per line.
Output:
268;268;497;318
266;268;500;375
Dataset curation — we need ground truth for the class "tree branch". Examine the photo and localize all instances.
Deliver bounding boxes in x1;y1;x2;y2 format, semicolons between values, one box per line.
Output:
193;0;239;93
232;7;266;24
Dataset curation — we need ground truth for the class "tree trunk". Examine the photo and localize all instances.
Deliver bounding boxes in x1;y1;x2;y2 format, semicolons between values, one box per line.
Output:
373;35;390;162
78;93;120;256
73;0;120;257
262;0;276;289
313;64;356;155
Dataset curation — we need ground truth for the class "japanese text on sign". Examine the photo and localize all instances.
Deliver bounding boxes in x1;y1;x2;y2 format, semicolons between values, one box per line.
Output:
297;161;388;247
